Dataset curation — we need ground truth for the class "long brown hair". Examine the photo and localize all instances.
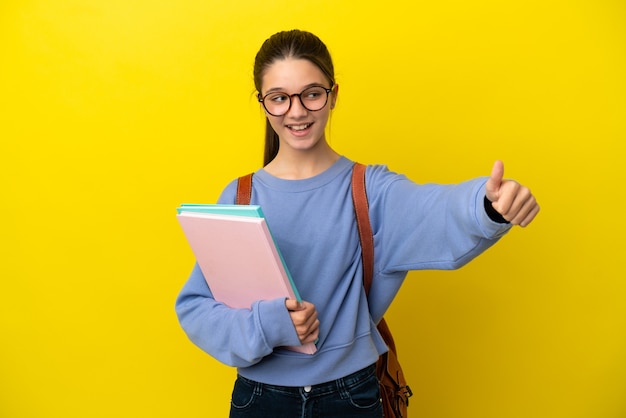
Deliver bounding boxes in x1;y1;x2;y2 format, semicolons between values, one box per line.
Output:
253;30;336;166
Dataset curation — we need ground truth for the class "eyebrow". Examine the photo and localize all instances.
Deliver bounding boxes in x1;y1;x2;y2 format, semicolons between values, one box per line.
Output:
262;83;329;96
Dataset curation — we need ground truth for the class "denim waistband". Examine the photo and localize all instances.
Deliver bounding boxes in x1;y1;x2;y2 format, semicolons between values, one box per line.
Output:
237;363;376;397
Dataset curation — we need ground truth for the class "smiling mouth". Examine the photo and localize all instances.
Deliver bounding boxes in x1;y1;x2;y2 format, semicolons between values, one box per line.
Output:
286;123;313;132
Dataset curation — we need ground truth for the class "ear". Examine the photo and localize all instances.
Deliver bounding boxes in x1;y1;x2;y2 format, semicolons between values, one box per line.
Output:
257;92;268;115
330;84;339;109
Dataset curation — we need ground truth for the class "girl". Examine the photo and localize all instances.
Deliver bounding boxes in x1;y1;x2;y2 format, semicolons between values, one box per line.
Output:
176;29;539;418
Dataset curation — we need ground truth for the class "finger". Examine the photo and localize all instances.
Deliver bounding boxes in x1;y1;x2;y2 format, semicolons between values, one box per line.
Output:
490;180;519;218
501;184;530;221
301;320;320;344
298;315;320;343
485;160;504;200
285;299;304;311
293;314;319;343
507;190;534;223
518;201;540;227
498;186;539;227
289;302;317;327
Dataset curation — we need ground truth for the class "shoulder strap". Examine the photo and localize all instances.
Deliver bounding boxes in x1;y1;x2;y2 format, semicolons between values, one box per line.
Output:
351;163;374;296
236;173;253;205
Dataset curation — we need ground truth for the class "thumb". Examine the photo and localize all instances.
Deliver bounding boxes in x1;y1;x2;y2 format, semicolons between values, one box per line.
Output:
285;299;304;311
485;160;504;201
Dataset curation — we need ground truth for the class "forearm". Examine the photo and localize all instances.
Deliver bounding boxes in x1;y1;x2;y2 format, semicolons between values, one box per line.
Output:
175;263;301;367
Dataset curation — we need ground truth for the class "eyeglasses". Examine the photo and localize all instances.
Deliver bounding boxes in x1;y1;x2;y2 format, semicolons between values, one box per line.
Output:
258;86;333;117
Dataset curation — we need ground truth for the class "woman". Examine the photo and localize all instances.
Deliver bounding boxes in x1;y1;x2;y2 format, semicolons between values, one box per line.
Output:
176;29;539;418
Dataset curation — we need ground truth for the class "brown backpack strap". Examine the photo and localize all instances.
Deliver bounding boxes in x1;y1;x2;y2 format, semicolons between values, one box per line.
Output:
351;162;412;416
351;163;375;296
236;173;253;205
351;162;391;346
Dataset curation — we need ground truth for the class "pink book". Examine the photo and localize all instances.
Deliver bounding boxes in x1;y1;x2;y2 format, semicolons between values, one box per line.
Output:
177;211;317;354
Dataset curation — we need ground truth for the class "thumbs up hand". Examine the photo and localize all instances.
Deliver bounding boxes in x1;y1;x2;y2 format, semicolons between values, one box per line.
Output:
485;160;540;227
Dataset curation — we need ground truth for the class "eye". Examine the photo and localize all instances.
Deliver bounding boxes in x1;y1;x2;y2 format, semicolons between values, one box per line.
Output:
266;93;289;103
303;88;325;100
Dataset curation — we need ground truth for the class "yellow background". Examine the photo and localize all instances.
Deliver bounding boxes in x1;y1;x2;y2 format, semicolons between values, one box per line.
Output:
1;1;625;417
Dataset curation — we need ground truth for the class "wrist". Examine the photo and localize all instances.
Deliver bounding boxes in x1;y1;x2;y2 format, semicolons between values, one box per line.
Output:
484;196;509;224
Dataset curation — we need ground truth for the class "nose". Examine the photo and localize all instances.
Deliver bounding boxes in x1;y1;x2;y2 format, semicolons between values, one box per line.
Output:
286;94;308;118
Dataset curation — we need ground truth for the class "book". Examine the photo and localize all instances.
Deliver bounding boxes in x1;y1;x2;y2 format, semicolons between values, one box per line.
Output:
177;204;265;218
176;204;316;355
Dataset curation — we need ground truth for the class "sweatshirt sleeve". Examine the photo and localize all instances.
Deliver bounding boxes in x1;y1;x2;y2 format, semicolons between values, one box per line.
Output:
367;166;512;274
175;263;303;367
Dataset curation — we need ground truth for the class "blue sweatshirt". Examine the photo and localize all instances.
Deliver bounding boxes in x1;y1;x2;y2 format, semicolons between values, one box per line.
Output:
175;157;511;386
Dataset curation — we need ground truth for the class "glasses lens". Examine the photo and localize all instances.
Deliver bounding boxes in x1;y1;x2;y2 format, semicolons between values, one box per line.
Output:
299;87;329;112
263;92;290;116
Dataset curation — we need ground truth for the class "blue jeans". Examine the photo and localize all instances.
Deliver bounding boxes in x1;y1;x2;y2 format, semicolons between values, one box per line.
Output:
229;364;383;418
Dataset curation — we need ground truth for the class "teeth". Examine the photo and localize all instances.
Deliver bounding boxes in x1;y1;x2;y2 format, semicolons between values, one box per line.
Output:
289;123;311;131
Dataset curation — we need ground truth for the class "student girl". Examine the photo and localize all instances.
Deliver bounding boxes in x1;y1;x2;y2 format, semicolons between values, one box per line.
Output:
175;29;539;418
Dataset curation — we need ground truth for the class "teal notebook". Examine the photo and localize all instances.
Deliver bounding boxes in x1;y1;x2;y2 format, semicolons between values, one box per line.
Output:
177;204;265;218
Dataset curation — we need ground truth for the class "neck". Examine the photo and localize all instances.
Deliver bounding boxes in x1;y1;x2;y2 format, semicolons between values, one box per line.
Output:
264;144;340;180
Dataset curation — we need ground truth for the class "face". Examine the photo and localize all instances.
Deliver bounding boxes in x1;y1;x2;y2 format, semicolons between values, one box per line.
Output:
260;58;337;154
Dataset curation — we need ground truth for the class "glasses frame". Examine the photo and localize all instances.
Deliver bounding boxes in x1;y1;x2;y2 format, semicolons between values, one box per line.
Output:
257;85;334;117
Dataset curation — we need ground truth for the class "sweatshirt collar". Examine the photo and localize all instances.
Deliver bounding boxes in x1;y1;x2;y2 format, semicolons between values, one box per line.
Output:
254;156;353;192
